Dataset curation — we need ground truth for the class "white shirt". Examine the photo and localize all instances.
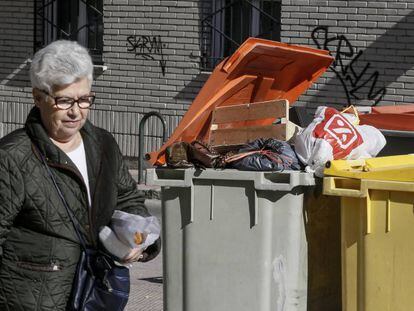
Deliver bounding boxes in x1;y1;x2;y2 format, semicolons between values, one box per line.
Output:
65;139;91;206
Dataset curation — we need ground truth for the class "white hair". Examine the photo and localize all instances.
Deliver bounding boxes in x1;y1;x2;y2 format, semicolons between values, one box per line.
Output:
30;40;93;93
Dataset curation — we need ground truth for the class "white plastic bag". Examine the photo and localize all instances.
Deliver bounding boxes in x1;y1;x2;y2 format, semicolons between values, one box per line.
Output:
99;210;161;260
99;226;132;260
110;210;161;250
348;124;386;159
293;106;386;176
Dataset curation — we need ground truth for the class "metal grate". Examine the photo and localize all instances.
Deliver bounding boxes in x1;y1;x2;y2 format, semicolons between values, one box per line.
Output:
33;0;103;64
201;0;281;71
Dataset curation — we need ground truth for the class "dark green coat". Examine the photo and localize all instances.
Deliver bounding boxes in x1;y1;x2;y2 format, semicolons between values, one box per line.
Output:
0;107;160;310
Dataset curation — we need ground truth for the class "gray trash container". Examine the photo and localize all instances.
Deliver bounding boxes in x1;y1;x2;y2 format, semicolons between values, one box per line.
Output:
146;168;315;311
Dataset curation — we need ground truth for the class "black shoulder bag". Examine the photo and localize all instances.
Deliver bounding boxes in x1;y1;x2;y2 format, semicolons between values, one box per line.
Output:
37;148;130;311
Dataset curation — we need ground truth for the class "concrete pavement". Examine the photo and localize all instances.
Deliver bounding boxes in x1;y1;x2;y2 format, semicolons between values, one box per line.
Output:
125;198;163;311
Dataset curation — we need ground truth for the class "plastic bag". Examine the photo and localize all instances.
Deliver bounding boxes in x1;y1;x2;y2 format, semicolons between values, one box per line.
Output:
226;138;301;171
294;106;386;176
111;210;160;250
99;211;161;260
99;226;132;260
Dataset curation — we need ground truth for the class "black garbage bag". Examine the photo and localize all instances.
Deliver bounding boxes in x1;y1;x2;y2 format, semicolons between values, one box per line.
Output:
226;138;301;171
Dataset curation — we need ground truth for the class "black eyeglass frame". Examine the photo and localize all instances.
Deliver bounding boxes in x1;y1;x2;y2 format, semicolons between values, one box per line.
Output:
38;89;96;110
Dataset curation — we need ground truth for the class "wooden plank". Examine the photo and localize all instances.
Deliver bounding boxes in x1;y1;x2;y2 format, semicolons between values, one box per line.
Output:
209;124;286;146
212;99;288;124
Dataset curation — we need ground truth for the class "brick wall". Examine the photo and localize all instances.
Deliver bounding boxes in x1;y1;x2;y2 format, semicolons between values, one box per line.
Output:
1;0;414;158
0;0;212;157
92;0;211;156
281;0;414;111
0;0;34;136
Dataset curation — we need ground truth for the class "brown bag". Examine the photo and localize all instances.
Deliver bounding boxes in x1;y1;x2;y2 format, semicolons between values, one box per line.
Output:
189;141;225;169
165;142;194;168
165;141;225;169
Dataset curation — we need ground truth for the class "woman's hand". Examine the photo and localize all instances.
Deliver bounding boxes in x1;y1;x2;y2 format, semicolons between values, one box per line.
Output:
122;247;144;264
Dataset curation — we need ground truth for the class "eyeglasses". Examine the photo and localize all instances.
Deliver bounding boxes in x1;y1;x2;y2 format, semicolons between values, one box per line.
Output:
39;89;95;110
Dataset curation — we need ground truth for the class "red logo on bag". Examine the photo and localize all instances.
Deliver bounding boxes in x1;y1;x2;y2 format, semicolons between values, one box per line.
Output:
314;108;363;159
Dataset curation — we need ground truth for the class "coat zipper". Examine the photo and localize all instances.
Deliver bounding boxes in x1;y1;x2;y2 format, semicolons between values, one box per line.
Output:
17;260;62;272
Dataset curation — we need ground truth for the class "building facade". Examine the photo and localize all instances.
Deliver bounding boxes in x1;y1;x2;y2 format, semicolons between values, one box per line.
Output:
1;0;413;158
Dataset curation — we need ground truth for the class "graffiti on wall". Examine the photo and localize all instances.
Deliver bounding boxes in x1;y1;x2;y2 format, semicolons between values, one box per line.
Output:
311;26;386;106
127;35;167;76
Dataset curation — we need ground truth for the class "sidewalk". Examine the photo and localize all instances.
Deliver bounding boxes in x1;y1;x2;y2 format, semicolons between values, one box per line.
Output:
126;199;163;311
126;169;163;310
125;170;163;311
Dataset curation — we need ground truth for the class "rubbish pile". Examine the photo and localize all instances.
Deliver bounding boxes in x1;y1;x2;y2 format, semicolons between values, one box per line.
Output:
293;106;385;176
147;38;334;167
161;105;386;177
147;38;387;176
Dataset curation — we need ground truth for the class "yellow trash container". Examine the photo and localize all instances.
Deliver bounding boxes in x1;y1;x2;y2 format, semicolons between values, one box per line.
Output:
323;155;414;311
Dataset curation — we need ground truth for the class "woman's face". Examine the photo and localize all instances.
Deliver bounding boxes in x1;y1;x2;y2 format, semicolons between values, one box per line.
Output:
34;77;91;144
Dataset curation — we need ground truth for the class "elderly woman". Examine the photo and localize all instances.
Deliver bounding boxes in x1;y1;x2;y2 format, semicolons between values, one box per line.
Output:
0;40;160;310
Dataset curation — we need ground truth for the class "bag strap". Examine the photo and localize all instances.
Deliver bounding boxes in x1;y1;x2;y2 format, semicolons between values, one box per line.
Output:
225;149;294;170
34;145;88;251
224;150;261;163
341;105;360;125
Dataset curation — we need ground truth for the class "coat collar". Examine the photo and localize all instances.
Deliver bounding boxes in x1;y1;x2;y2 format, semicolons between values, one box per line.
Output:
25;107;65;164
25;107;97;160
25;107;102;192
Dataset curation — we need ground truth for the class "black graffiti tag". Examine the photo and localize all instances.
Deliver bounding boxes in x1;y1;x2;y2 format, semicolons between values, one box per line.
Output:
311;26;386;106
127;35;167;76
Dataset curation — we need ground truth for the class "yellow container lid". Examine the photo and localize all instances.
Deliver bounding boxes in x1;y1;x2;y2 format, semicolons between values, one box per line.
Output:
324;154;414;182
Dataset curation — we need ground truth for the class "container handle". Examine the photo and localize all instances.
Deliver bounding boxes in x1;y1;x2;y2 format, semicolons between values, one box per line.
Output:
146;168;196;223
145;168;193;188
254;172;315;191
323;177;366;197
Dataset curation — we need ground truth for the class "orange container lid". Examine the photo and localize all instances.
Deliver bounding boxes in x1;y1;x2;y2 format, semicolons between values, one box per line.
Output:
358;104;414;131
360;114;414;131
149;37;334;165
370;104;414;114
